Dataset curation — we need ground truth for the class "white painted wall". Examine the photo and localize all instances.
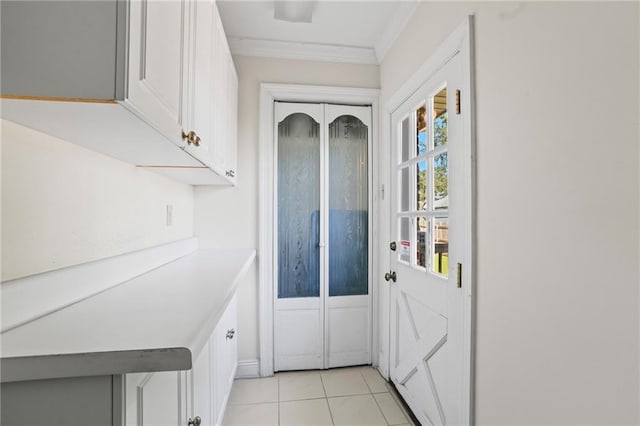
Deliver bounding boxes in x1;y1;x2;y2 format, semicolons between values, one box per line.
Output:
194;56;379;362
1;120;194;281
380;2;639;424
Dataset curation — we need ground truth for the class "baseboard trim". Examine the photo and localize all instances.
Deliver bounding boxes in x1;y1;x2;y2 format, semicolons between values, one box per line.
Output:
235;359;260;379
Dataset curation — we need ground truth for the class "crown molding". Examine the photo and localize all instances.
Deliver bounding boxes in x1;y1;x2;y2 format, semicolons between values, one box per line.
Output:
373;0;420;63
228;37;379;65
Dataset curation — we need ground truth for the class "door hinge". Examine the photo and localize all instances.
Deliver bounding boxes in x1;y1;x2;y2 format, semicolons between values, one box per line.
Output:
456;262;462;288
455;90;461;115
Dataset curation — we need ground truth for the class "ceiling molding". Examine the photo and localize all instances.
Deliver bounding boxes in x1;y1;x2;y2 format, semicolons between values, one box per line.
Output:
373;0;420;63
228;37;379;65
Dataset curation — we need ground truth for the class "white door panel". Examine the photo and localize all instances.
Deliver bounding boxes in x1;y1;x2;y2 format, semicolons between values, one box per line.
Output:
275;302;323;370
390;53;464;425
327;295;370;367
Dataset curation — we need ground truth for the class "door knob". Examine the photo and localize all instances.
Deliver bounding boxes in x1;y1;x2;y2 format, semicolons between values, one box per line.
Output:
389;241;397;251
188;416;201;426
384;271;397;282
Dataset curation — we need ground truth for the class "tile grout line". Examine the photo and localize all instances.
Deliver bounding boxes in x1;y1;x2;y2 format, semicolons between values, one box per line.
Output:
371;392;393;426
360;369;375;394
319;372;336;426
365;369;411;426
359;370;391;426
384;383;416;426
277;375;281;426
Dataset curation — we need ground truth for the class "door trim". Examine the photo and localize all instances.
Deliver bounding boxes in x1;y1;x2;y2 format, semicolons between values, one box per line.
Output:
259;84;381;377
381;16;476;424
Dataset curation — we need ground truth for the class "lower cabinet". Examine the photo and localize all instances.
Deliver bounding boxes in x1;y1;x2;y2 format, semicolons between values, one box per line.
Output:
0;296;239;426
1;375;117;426
126;295;238;426
212;294;238;422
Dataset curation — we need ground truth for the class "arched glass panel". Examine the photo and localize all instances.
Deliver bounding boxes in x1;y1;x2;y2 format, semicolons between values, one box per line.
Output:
328;115;368;296
278;113;320;298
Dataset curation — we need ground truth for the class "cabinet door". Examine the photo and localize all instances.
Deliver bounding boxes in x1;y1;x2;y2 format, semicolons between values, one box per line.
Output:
210;4;229;176
213;295;238;425
191;340;213;426
1;376;113;426
126;371;185;426
126;0;187;146
183;0;215;166
225;57;239;184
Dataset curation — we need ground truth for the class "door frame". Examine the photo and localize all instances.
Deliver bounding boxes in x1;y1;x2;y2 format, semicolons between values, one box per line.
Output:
381;16;476;424
258;83;381;377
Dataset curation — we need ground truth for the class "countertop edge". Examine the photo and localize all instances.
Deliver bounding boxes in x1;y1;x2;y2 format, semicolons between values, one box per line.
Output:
1;348;192;383
0;248;257;383
186;249;256;360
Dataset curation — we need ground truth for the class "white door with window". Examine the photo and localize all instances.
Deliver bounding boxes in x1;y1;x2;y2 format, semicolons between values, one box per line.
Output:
389;52;467;425
274;102;372;371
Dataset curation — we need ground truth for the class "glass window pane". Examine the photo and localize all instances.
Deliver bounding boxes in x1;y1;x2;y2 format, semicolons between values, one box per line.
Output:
277;113;320;298
328;115;368;297
434;152;448;210
416;104;427;156
401;117;410;162
433;87;448;147
400;167;409;212
416;217;427;268
432;217;449;276
417;159;427;211
399;217;410;263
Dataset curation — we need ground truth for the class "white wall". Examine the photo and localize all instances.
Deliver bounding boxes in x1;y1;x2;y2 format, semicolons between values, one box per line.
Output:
1;120;194;281
381;2;639;424
195;56;379;362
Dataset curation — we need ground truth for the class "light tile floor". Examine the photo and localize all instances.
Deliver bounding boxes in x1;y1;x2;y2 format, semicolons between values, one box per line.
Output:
223;366;414;426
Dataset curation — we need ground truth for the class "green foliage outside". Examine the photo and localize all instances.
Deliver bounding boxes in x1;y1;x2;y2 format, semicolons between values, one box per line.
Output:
417;113;448;207
434;254;449;276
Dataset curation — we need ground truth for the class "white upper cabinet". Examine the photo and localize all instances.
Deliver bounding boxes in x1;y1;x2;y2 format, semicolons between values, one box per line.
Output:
210;4;239;182
125;0;186;146
183;0;215;166
225;56;239;183
0;0;238;186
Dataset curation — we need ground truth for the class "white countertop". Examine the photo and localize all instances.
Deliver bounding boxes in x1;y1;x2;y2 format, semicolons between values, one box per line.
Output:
1;248;255;382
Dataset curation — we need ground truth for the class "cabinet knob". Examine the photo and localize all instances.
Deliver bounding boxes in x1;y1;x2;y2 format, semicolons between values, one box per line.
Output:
182;130;201;146
226;329;235;340
188;416;201;426
182;130;197;145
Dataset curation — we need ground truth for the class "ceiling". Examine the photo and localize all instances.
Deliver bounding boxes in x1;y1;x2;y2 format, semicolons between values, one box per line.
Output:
216;1;419;64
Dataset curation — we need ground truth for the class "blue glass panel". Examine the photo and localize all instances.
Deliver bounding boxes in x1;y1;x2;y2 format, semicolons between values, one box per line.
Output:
328;115;368;297
278;113;320;298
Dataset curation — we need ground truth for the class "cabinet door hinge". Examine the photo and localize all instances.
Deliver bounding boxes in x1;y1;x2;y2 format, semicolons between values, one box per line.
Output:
456;262;462;288
455;90;461;115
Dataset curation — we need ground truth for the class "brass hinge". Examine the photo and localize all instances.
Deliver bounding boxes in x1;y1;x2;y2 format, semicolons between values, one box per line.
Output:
455;90;461;115
456;262;462;288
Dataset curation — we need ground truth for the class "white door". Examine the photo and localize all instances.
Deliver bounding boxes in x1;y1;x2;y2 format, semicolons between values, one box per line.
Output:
274;102;372;371
389;53;466;425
